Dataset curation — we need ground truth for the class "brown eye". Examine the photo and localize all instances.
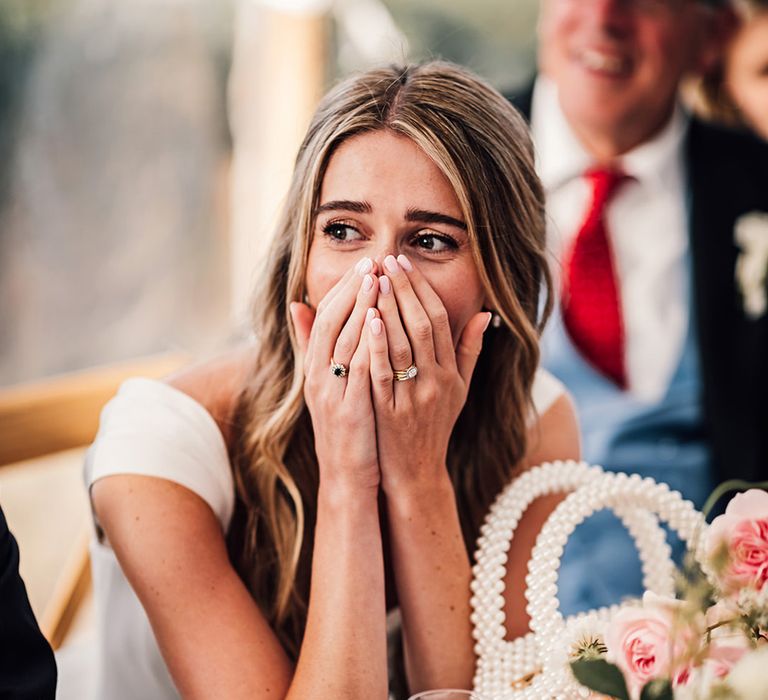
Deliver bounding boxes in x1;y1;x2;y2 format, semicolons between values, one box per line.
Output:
323;223;363;242
412;233;458;253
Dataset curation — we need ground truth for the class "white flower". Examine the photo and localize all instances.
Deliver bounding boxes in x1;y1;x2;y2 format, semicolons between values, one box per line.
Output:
737;585;768;631
722;646;768;699
734;212;768;319
567;620;608;660
672;665;725;700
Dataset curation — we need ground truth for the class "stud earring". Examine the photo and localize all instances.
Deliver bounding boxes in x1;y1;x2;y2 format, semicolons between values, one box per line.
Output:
491;313;501;328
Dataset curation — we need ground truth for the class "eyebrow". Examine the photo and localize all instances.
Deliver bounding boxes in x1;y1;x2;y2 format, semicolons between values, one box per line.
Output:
315;200;372;215
315;200;467;231
405;208;467;231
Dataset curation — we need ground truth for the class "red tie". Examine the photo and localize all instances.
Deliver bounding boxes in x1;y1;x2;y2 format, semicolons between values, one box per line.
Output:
562;167;629;388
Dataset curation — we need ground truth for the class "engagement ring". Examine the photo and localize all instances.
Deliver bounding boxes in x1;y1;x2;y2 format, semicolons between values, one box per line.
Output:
393;364;418;382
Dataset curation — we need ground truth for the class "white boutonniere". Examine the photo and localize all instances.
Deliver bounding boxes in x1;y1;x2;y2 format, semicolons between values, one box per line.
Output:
734;212;768;319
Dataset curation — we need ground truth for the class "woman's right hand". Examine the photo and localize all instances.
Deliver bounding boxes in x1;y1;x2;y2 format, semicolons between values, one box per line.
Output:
289;258;381;494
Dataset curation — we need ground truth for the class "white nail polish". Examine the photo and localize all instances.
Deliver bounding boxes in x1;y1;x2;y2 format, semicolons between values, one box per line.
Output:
362;273;373;292
384;255;399;274
379;275;391;295
397;254;413;272
356;257;373;275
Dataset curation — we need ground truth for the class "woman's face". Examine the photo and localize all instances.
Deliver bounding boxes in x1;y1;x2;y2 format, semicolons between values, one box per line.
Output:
305;130;486;343
726;12;768;141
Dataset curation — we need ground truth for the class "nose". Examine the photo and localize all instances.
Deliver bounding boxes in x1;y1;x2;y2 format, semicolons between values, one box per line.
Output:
591;0;633;36
372;249;398;276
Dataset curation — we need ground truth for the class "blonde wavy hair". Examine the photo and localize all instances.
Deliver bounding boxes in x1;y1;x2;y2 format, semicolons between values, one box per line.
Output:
228;60;552;659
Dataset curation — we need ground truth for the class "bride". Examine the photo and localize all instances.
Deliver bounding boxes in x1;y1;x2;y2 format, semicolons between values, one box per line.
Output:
86;60;579;699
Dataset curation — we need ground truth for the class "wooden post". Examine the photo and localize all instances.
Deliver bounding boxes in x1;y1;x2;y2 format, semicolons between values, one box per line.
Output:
228;0;328;324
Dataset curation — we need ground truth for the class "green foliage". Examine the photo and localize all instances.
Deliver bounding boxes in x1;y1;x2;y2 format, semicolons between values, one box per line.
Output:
0;0;56;207
570;658;630;700
701;479;768;518
640;678;674;700
0;0;56;37
380;0;539;90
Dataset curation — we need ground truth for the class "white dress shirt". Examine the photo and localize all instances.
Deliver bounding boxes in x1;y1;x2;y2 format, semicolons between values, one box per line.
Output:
531;76;690;403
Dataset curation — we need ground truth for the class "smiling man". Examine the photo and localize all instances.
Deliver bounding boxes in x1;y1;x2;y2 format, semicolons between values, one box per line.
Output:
538;0;724;158
509;0;768;614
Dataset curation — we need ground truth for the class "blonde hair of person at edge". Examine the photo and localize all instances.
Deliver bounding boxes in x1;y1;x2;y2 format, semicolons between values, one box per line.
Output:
88;60;579;700
695;0;768;139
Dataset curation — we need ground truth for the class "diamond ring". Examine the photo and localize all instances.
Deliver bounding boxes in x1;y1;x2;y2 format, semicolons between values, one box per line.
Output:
393;364;418;382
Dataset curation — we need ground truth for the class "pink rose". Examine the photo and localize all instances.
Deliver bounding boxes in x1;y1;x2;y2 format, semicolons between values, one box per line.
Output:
707;490;768;595
605;593;697;700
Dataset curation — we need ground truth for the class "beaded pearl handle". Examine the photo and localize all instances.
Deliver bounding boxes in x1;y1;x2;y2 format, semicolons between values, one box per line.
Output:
526;473;706;698
526;471;705;639
471;461;683;699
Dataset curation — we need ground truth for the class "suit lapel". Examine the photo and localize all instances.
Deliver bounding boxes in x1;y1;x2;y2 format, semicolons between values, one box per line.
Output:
686;119;768;481
686;120;737;396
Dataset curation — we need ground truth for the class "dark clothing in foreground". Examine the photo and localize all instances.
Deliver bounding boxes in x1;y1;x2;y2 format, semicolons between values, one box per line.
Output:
0;505;57;699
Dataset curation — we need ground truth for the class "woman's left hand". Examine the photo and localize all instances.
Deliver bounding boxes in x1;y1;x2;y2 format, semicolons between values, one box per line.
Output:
367;254;491;495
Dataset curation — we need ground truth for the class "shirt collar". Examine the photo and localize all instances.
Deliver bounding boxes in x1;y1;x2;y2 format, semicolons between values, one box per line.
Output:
619;102;689;193
531;75;690;194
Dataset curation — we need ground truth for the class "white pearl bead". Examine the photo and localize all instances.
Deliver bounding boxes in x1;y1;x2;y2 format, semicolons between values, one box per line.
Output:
469;459;710;699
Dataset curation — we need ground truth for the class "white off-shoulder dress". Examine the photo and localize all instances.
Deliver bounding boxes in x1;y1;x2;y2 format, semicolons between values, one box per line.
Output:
84;370;565;700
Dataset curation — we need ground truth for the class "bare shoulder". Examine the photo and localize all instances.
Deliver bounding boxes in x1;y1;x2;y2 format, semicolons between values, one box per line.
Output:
523;391;581;470
166;345;257;447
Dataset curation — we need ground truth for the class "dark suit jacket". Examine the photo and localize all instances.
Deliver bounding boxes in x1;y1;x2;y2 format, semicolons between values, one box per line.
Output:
0;506;57;699
509;84;768;487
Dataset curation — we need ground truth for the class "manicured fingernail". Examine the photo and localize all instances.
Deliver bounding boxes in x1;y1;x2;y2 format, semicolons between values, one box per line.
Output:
384;255;399;274
483;312;492;332
379;275;391;295
370;318;383;336
397;254;413;271
366;308;376;322
362;273;373;292
356;257;373;275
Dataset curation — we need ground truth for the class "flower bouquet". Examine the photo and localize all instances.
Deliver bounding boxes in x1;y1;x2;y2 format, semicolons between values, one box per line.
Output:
470;462;768;700
569;486;768;700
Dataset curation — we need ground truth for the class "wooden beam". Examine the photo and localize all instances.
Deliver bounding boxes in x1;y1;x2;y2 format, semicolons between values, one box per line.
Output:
0;354;187;467
40;523;92;650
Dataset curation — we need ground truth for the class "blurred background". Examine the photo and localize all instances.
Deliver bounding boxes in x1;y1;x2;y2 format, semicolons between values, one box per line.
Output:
4;0;766;689
0;0;540;678
0;0;540;388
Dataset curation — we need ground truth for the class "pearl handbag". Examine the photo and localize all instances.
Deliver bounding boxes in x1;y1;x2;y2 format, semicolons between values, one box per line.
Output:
470;461;708;699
